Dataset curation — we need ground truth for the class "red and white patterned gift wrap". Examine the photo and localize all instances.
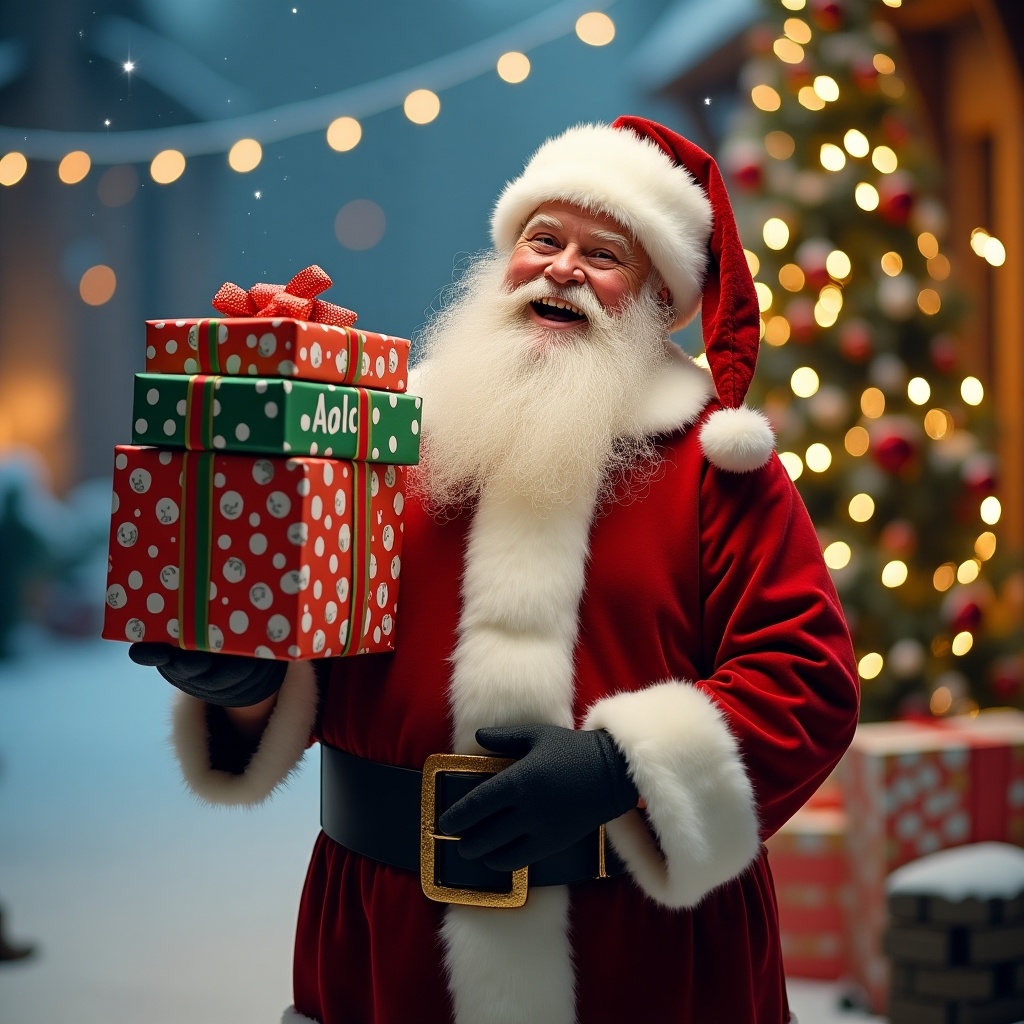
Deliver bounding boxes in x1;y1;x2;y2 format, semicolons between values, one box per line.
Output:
766;805;849;980
838;715;1024;1012
145;318;410;392
102;445;407;660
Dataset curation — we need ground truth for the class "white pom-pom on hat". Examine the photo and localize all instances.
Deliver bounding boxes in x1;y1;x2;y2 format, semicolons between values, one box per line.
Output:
699;406;776;474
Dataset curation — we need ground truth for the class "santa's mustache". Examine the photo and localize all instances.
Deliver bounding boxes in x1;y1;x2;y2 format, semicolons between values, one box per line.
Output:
504;275;608;325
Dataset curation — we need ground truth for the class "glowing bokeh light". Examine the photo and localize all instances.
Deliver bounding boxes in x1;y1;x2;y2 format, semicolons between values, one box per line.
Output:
58;150;91;184
228;139;262;173
859;653;883;680
907;377;931;405
0;152;27;186
404;89;441;124
823;541;852;569
326;117;362;152
150;150;186;184
791;366;820;398
763;217;790;250
844;130;869;157
961;377;984;406
80;265;116;305
497;51;531;83
855;182;879;211
849;493;875;522
576;12;615;45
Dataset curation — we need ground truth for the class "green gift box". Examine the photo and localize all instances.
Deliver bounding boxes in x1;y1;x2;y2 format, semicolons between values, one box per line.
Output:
132;373;422;463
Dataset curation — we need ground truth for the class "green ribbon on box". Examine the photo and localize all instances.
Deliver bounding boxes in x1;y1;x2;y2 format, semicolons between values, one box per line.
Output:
198;320;224;374
340;460;371;656
178;451;215;651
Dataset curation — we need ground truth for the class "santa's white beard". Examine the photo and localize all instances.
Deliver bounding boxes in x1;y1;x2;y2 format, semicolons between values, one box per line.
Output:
411;253;672;514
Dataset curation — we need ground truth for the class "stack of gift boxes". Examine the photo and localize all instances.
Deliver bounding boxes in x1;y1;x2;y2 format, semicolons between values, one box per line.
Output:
103;267;422;661
766;710;1024;1015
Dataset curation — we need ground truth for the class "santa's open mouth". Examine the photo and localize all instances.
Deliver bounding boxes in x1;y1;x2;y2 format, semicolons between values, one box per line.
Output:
530;298;587;324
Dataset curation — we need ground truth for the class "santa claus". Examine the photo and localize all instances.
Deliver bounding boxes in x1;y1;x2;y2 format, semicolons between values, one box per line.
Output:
131;117;860;1024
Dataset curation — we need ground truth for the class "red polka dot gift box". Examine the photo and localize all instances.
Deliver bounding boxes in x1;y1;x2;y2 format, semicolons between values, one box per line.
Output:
145;265;410;392
145;318;410;393
103;446;407;659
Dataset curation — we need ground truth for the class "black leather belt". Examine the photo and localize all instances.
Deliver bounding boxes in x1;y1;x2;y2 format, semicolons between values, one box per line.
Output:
321;742;626;907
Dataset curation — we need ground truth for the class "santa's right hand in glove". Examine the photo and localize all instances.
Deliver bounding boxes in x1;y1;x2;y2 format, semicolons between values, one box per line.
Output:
128;643;285;707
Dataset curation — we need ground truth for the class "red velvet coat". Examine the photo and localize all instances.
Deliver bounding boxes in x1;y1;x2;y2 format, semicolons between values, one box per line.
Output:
173;353;859;1024
293;433;857;1021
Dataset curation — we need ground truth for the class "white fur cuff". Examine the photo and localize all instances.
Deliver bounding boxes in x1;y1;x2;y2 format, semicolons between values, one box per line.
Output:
699;405;774;473
583;680;760;909
171;659;319;806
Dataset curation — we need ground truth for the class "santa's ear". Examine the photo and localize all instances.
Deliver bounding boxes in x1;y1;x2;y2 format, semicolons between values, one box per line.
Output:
657;284;672;307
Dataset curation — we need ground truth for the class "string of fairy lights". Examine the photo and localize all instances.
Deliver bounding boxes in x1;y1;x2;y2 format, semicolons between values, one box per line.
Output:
745;0;1007;704
0;3;616;186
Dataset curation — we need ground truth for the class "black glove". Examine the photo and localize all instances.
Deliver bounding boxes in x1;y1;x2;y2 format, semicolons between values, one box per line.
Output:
128;642;286;707
437;724;639;872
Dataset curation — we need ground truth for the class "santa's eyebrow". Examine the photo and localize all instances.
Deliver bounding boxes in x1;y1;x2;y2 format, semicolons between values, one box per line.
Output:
521;213;564;235
591;229;634;257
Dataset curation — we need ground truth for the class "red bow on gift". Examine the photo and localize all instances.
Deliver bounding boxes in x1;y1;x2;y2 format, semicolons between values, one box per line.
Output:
211;265;357;327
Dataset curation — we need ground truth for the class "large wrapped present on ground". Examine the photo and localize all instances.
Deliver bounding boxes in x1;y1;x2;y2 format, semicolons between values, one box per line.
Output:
131;373;421;462
144;265;411;392
838;713;1024;1013
102;446;408;659
766;799;849;980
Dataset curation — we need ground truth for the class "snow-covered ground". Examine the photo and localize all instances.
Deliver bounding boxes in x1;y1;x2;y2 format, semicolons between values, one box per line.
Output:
0;632;883;1023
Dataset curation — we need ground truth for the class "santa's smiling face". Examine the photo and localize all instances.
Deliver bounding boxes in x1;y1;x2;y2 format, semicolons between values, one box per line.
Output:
504;201;668;339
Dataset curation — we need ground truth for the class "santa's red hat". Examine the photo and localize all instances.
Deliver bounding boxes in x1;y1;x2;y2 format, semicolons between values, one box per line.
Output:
490;116;774;473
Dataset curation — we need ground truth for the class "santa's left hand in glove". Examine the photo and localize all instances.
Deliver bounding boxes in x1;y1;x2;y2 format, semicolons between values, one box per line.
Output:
436;724;639;872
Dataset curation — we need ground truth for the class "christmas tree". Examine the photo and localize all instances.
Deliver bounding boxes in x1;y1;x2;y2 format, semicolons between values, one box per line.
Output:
722;0;1021;721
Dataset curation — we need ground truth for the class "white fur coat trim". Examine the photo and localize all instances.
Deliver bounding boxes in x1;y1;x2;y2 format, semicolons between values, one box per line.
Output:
441;483;598;1024
583;680;760;908
171;659;318;806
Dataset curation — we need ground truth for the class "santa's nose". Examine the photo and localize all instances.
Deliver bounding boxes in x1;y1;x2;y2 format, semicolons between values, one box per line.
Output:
544;247;586;285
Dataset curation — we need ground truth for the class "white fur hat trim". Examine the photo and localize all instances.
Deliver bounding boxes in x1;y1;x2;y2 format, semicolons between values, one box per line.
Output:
699;405;775;473
491;123;713;329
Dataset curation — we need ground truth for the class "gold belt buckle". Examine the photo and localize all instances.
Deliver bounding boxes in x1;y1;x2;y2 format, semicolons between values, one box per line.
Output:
420;753;528;908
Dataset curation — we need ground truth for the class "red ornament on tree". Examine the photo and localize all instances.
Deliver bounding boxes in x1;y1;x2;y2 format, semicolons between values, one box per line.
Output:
839;318;873;362
880;519;917;558
795;238;833;290
882;112;912;148
991;656;1024;702
723;140;764;193
962;453;998;497
783;62;814;93
871;420;918;473
852;56;879;92
929;334;958;373
809;0;845;32
877;172;915;226
786;297;818;343
945;598;984;635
